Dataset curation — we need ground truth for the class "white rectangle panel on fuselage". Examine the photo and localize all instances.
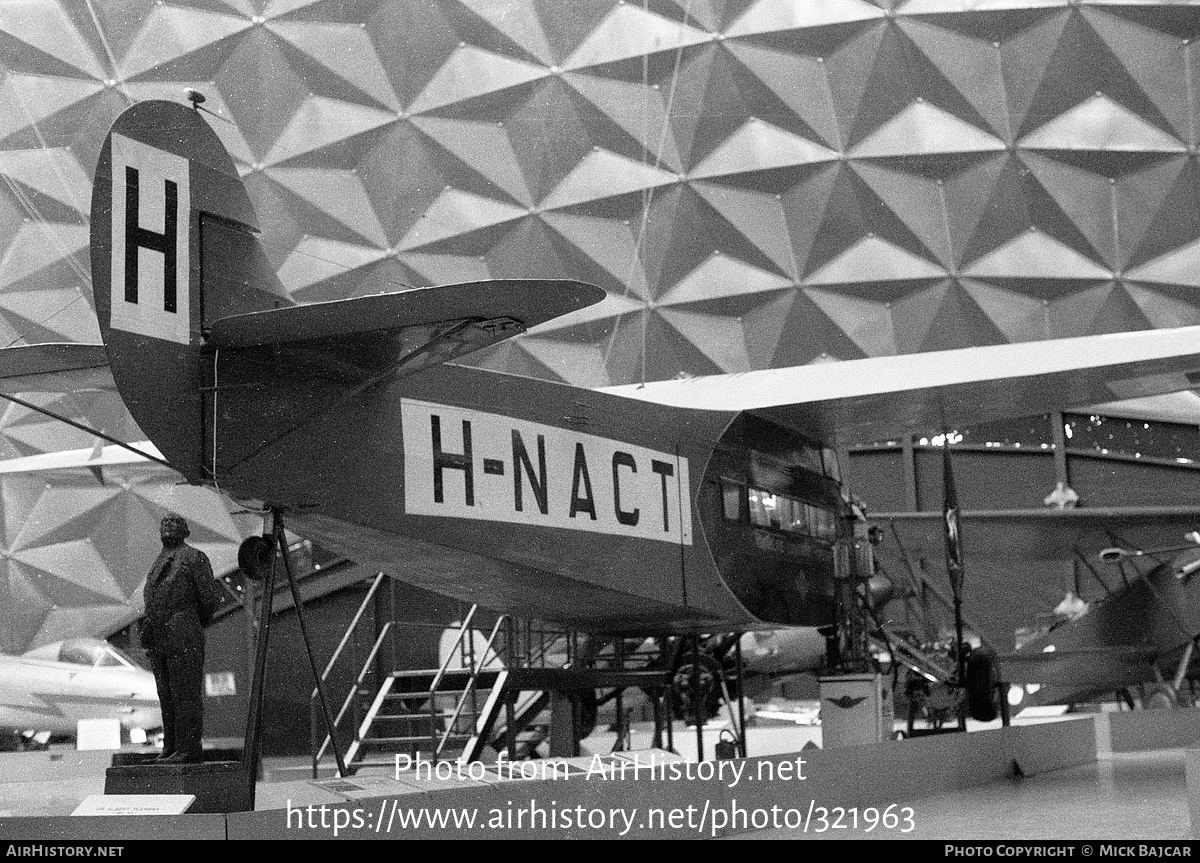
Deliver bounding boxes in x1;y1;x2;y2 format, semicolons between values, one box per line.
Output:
401;398;692;546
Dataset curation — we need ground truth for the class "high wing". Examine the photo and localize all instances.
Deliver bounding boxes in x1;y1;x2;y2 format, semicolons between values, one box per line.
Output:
0;440;162;474
601;326;1200;445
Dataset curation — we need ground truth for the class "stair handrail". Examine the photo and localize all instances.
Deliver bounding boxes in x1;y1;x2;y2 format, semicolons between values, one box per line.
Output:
309;572;386;773
311;572;386;698
435;614;507;758
427;605;479;696
508;619;572;668
313;619;394;772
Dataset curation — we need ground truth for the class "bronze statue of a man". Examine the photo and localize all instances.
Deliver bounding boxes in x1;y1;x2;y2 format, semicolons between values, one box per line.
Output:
142;513;225;764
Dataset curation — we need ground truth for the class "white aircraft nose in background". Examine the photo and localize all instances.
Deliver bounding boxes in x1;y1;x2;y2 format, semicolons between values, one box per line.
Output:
0;637;161;738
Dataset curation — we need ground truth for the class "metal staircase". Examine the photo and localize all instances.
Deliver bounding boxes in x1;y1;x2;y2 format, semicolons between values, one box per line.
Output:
310;600;676;776
312;598;508;775
344;666;506;770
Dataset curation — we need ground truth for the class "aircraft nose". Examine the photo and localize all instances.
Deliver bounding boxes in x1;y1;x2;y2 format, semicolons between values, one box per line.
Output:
124;706;163;730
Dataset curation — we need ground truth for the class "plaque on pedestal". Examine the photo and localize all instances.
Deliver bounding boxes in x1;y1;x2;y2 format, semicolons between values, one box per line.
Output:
72;794;195;816
104;757;254;813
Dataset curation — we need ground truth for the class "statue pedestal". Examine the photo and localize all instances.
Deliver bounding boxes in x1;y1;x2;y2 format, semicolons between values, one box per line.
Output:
104;758;254;813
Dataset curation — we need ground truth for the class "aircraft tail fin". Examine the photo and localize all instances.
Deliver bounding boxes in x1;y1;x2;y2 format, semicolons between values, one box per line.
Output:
91;99;603;484
91;99;284;482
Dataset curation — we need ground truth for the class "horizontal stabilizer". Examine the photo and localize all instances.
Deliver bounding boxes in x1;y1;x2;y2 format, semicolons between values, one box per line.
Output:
0;343;108;377
207;279;605;348
602;326;1200;444
0;343;112;394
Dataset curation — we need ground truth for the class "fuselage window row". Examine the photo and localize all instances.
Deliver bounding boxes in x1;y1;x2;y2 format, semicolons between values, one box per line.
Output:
720;479;838;542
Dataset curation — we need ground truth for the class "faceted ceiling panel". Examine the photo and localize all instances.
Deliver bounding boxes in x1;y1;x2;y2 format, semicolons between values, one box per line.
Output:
0;459;256;654
0;1;1199;386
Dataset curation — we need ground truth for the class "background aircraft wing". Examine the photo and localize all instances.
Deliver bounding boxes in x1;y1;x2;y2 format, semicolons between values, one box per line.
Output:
0;441;162;474
0;344;112;394
996;645;1158;689
600;326;1200;445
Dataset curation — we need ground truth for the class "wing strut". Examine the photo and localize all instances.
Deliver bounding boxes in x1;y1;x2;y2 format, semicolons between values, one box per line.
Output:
0;391;173;470
219;318;477;474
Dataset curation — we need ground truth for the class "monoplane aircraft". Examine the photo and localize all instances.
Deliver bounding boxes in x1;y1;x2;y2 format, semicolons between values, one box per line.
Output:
0;637;160;745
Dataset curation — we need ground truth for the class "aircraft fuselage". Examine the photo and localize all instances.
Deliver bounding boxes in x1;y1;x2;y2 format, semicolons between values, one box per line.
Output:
89;99;853;636
209;359;847;634
0;654;160;735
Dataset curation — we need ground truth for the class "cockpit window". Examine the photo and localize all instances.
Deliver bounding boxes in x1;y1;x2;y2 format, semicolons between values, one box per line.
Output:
822;448;840;481
55;639;136;669
58;639;101;666
97;644;136;669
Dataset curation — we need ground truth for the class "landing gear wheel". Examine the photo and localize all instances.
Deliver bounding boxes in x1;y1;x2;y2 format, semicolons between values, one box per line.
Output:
237;535;275;581
1143;683;1177;709
671;653;722;726
965;646;1001;722
578;691;598;740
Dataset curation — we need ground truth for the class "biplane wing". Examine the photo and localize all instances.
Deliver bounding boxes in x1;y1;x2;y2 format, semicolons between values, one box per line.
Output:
996;645;1160;691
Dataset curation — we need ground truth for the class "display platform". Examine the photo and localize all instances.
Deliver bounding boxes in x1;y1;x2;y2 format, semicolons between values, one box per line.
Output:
3;710;1200;839
104;759;254;814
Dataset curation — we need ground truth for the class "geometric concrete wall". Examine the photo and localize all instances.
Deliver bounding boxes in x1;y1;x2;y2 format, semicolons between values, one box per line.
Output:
0;452;256;654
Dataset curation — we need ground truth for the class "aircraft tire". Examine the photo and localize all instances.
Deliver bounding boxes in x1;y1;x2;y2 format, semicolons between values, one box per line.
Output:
966;646;1001;722
1143;683;1177;709
237;535;275;581
671;653;723;725
579;691;598;739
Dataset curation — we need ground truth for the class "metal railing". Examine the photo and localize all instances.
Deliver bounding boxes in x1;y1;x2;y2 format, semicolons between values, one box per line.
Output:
433;614;507;760
310;572;388;776
311;598;607;773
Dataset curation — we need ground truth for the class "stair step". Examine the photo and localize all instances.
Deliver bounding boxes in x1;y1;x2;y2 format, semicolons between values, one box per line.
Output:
389;669;501;681
373;712;480;721
384;689;490;699
362;734;472;746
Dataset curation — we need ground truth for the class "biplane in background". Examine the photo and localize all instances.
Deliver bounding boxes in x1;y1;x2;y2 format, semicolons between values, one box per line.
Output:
1000;538;1200;712
6;99;1200;762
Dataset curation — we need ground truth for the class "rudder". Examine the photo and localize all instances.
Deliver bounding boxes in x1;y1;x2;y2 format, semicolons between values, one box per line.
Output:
90;99;287;483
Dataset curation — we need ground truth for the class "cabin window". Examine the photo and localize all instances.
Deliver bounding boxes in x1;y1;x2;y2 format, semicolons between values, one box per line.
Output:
748;488;780;528
738;486;838;542
721;479;744;521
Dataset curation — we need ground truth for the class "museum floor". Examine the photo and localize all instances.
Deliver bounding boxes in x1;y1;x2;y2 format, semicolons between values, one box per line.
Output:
0;713;1196;841
730;748;1191;840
